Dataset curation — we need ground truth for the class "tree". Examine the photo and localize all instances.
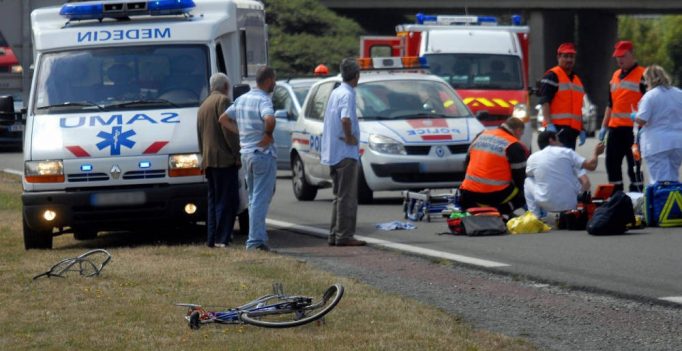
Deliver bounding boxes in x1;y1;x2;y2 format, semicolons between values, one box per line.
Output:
263;0;363;76
618;15;682;85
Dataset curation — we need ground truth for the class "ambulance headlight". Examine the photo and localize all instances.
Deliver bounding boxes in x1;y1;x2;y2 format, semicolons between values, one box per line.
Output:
25;160;65;183
368;134;406;155
168;153;202;177
512;103;529;122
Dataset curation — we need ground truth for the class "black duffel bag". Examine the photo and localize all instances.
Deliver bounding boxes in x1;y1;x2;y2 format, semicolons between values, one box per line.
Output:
587;191;635;235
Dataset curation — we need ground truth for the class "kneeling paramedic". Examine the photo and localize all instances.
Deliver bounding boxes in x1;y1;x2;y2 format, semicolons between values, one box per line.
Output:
459;117;528;216
524;131;605;219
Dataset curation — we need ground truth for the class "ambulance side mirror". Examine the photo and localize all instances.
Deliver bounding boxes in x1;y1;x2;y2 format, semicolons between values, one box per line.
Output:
233;84;251;100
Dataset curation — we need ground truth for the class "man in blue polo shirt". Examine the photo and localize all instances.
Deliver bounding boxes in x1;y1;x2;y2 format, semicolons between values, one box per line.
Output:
219;66;277;251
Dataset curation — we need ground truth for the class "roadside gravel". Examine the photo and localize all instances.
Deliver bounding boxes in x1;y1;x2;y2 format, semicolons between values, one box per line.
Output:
269;229;682;351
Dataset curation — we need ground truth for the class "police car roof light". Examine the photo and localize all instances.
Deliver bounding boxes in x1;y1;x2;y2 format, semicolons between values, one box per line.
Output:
60;0;196;21
511;15;522;26
356;56;425;70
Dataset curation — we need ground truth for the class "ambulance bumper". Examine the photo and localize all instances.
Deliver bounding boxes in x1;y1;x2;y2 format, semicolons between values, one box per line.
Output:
22;183;207;232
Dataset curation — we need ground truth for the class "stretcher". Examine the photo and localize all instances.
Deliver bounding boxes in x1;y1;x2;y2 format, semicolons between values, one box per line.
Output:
402;189;458;222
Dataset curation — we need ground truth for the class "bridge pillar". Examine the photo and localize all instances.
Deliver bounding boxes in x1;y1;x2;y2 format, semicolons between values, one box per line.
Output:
528;10;617;125
576;11;618;124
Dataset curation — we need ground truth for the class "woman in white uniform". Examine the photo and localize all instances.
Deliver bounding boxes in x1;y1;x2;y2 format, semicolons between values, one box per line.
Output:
635;65;682;183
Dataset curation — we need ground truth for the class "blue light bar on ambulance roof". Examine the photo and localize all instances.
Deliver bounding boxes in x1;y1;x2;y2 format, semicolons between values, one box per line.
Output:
60;0;195;21
415;13;498;26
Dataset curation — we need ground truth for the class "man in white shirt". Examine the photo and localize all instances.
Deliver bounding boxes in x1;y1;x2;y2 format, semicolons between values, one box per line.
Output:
525;131;605;218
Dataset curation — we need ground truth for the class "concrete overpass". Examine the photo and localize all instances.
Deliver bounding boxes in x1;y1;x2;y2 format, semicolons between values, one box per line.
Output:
2;0;682;118
323;0;682;120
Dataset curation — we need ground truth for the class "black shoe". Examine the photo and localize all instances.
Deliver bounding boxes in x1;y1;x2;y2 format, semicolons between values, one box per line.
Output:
335;238;367;247
247;244;271;252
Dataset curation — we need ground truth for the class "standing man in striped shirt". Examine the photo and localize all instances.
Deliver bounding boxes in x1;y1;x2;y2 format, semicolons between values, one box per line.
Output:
220;66;277;251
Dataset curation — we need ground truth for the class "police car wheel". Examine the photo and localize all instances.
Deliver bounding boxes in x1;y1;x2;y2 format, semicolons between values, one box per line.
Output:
292;154;318;201
357;170;374;204
23;214;53;250
237;210;249;236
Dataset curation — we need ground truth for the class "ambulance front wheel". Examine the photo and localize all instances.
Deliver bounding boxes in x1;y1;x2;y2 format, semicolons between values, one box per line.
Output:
23;214;53;250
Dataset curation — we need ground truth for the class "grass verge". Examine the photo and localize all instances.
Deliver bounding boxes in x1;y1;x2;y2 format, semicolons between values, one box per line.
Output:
0;172;535;350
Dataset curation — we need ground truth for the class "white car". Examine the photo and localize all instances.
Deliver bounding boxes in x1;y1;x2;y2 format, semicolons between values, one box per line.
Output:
290;72;485;203
272;78;319;170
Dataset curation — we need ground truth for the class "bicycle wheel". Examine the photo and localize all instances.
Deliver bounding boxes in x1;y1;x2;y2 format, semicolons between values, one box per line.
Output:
240;284;344;328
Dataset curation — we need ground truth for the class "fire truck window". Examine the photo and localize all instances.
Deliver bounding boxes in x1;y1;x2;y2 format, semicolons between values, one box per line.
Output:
370;45;392;58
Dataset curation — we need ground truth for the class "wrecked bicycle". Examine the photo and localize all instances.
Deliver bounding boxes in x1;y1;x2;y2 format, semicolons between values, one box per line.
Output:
176;283;344;329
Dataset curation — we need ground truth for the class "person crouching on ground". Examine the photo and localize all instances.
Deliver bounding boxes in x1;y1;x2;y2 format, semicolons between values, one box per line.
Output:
525;131;605;219
459;117;528;216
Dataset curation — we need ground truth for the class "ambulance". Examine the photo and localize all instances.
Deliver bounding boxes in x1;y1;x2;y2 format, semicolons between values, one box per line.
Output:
22;0;267;249
361;13;533;148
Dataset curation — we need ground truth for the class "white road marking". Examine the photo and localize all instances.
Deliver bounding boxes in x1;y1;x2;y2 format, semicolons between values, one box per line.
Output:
266;218;511;268
2;168;22;177
659;296;682;304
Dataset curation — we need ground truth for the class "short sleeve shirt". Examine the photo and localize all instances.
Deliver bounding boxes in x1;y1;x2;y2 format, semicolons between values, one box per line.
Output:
525;146;586;211
636;86;682;157
226;88;276;156
321;82;360;166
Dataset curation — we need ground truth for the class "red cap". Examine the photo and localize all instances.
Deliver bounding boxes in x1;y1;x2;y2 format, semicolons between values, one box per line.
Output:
314;64;329;76
557;42;577;54
612;40;633;57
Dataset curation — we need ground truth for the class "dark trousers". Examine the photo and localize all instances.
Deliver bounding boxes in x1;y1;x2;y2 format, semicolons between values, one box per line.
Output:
329;158;359;244
556;125;580;150
460;184;525;215
606;126;643;192
206;166;239;246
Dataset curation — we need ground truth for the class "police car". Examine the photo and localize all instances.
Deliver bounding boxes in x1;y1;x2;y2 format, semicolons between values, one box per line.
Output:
290;57;485;203
22;0;267;249
272;78;320;170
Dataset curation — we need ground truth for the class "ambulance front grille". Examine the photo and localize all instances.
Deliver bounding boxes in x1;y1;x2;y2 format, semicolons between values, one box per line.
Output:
68;173;110;182
122;169;166;180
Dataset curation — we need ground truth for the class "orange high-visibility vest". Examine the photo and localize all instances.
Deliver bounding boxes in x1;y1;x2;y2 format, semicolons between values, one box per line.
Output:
609;66;645;128
461;128;518;193
545;66;584;131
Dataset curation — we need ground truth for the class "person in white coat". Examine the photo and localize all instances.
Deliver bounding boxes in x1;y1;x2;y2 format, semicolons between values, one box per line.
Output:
525;131;605;218
634;65;682;183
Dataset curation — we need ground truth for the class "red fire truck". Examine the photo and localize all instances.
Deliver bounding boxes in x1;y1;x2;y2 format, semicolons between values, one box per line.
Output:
361;14;533;147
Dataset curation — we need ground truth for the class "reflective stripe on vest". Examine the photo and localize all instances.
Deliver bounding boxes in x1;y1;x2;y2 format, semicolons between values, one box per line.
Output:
460;128;517;193
546;66;584;131
609;66;645;128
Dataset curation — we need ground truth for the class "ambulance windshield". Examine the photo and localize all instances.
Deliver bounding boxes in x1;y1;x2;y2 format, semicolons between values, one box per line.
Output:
34;45;209;114
424;54;523;90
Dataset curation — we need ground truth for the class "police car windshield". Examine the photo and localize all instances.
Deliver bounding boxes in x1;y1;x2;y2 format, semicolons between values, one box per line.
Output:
34;45;209;114
424;53;523;90
356;79;470;120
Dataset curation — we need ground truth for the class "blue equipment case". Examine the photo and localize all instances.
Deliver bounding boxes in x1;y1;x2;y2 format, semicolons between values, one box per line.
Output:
644;181;682;227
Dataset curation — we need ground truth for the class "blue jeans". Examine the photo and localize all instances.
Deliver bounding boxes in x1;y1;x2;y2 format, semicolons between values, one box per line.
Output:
206;167;239;246
241;151;277;248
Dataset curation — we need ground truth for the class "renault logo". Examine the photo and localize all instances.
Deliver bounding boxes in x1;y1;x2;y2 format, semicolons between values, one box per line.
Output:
110;164;121;179
435;146;445;158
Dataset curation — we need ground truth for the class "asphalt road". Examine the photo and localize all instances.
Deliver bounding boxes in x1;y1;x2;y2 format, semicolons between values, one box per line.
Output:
3;136;682;304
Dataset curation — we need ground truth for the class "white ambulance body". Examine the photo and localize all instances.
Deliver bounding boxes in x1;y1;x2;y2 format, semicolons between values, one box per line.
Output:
22;0;266;249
